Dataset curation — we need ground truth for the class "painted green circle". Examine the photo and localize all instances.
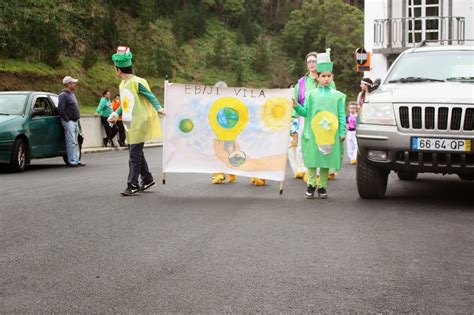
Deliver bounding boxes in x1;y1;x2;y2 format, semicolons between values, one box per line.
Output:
179;119;194;133
217;107;239;129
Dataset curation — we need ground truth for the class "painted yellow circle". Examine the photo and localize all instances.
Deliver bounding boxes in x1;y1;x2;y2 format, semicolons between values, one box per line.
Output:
262;98;292;131
311;111;339;145
209;97;249;141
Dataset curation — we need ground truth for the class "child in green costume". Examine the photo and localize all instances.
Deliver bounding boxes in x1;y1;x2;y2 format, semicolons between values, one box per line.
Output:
293;49;346;199
108;46;166;196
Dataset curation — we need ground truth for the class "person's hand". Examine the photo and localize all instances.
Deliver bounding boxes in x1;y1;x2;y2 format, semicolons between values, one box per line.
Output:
340;136;345;142
292;99;297;108
94;113;99;117
158;109;166;116
107;112;119;124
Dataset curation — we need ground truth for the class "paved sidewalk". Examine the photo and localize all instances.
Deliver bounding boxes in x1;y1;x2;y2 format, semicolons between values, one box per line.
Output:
82;142;162;154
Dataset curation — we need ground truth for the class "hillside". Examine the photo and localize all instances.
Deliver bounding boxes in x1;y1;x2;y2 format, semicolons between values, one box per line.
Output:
0;0;364;113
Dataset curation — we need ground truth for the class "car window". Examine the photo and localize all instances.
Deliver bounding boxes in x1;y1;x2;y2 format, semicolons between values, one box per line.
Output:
0;94;28;115
33;97;55;116
386;50;474;83
50;95;59;107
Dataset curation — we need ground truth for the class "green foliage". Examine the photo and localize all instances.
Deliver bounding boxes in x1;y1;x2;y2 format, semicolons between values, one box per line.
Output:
0;0;365;107
173;3;208;43
282;0;364;94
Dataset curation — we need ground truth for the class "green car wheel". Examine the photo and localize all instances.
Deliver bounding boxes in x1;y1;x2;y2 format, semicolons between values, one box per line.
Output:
10;138;27;172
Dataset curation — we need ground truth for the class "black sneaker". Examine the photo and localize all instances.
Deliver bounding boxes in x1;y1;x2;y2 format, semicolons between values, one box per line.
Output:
103;138;108;147
140;180;156;192
305;185;316;199
318;187;328;199
120;184;139;196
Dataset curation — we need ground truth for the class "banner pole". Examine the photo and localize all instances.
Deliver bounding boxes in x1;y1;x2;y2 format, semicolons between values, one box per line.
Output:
162;77;169;185
279;181;284;195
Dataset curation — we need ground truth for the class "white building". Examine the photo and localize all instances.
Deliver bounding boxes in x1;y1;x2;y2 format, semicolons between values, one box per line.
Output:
364;0;474;80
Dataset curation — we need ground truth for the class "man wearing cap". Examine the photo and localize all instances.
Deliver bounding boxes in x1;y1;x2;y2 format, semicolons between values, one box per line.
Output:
108;46;165;196
58;76;85;167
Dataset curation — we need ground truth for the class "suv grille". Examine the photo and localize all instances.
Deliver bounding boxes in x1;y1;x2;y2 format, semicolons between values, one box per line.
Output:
399;105;474;131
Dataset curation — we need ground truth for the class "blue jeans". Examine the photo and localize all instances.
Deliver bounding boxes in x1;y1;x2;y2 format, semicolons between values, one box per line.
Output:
61;119;80;165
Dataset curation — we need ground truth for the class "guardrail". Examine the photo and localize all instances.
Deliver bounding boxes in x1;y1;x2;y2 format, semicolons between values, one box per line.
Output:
374;16;465;53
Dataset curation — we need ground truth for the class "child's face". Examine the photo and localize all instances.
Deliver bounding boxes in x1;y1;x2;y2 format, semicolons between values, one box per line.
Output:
350;106;357;114
318;72;334;86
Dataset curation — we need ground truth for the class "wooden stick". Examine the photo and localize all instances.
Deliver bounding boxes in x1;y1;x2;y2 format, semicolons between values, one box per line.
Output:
162;172;166;185
279;181;284;195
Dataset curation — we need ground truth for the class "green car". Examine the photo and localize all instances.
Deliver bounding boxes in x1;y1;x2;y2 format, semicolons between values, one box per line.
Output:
0;91;84;172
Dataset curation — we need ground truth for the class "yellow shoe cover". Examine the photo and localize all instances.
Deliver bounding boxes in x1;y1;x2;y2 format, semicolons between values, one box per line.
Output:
228;174;237;183
295;171;305;179
253;178;266;186
328;173;337;180
212;173;225;184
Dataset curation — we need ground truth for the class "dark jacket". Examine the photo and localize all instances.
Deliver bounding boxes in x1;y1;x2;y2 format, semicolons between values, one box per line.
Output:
58;89;80;122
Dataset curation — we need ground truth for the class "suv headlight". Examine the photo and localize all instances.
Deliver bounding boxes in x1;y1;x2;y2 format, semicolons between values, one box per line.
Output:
359;103;396;125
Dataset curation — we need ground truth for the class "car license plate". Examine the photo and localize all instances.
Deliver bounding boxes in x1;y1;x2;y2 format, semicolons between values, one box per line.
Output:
411;137;471;152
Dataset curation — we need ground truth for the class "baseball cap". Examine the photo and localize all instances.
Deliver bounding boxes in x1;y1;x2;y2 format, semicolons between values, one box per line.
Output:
63;76;79;85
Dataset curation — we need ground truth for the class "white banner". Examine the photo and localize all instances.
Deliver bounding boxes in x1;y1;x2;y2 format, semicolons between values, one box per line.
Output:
163;83;293;181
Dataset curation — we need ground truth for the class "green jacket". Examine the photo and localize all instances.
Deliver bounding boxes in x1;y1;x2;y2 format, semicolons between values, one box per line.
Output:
295;85;346;169
95;97;113;118
293;74;336;117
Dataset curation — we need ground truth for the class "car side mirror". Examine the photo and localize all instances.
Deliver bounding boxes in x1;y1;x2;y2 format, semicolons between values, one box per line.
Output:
31;108;46;117
372;78;381;90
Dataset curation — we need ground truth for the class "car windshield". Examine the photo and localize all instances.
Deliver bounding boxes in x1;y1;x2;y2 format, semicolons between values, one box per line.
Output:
386;50;474;83
0;94;28;115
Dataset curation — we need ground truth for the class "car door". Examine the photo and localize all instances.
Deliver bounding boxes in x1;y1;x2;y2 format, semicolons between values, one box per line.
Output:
26;96;62;158
47;95;66;155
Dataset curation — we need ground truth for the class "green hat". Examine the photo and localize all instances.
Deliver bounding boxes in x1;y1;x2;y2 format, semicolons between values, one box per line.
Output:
317;48;333;73
112;46;133;67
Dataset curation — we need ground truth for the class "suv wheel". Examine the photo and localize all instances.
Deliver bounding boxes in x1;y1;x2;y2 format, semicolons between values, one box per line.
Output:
10;138;27;172
397;171;418;181
357;152;388;199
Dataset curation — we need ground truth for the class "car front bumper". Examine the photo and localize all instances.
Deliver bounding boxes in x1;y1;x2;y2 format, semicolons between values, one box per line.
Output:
357;124;474;175
0;140;13;163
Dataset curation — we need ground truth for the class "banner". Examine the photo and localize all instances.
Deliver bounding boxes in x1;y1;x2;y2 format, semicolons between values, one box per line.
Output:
163;83;293;181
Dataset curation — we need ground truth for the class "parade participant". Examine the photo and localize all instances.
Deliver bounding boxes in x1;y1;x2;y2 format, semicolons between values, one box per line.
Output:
211;81;237;185
111;94;127;147
289;52;318;180
210;81;264;186
108;46;165;196
293;49;346;199
346;102;358;165
58;76;86;167
293;53;338;183
357;77;373;108
95;90;118;147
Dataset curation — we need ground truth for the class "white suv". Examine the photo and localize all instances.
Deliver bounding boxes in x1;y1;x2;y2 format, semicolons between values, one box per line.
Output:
357;44;474;199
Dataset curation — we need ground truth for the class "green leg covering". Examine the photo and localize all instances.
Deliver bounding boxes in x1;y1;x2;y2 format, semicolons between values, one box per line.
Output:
307;168;317;187
319;168;329;189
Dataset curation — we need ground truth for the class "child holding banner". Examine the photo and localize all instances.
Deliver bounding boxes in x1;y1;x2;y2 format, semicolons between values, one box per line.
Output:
293;49;346;199
108;46;165;196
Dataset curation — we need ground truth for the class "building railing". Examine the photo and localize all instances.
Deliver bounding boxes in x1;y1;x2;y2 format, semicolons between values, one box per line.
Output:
374;16;465;53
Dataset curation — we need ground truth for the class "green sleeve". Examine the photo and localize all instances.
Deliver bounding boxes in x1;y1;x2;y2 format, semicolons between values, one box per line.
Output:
292;84;300;117
138;83;162;111
338;95;347;137
95;98;107;114
294;104;307;117
295;92;310;117
116;106;122;116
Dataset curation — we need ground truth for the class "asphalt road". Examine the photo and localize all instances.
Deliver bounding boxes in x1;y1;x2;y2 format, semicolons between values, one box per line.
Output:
1;147;473;313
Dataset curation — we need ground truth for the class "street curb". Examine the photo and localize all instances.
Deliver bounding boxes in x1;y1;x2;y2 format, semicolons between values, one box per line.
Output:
82;143;163;154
